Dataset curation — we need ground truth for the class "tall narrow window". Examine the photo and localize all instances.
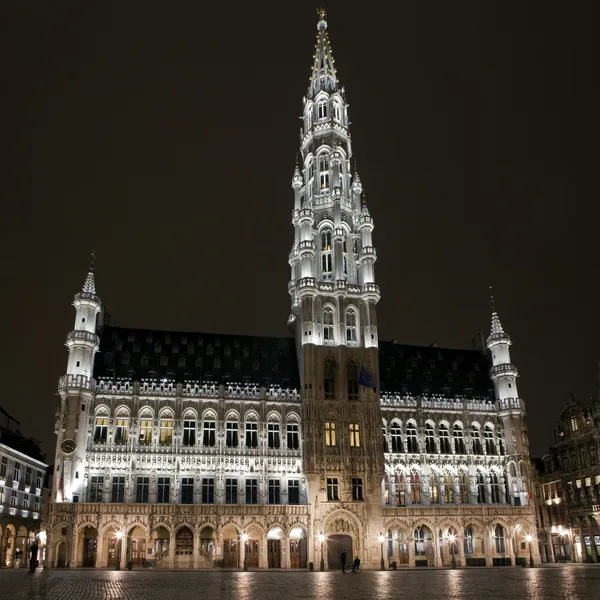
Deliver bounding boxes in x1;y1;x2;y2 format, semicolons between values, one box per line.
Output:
319;154;330;190
472;426;483;454
181;477;194;504
458;471;469;503
477;473;487;503
288;480;300;504
349;423;361;447
406;424;418;453
111;476;125;503
93;416;108;444
325;421;337;446
352;478;363;501
89;476;103;502
203;420;216;446
246;478;258;504
396;473;406;506
323;307;334;342
245;422;258;448
439;424;451;454
347;361;359;400
333;100;341;121
115;414;129;445
25;467;32;485
183;420;196;446
324;359;336;399
318;99;327;119
287;423;300;449
0;456;7;478
490;472;501;503
159;417;173;446
345;309;357;344
136;477;150;503
321;230;332;276
453;425;465;454
494;525;506;553
430;471;440;504
157;477;170;503
443;471;454;503
226;422;239;447
484;426;496;455
268;480;281;504
267;423;280;449
225;478;238;504
202;478;215;504
425;424;436;453
464;526;474;555
410;472;421;504
327;477;339;501
139;417;153;445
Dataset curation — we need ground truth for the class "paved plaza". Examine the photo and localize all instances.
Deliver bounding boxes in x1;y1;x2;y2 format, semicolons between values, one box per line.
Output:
1;566;599;600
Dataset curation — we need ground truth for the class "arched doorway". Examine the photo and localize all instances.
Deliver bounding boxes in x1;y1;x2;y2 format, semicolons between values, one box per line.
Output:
327;534;352;570
127;526;147;568
267;527;283;568
222;526;239;568
56;541;68;568
152;526;170;568
175;527;194;568
244;525;261;568
413;524;434;566
289;527;307;568
81;526;98;568
15;526;27;567
2;525;16;567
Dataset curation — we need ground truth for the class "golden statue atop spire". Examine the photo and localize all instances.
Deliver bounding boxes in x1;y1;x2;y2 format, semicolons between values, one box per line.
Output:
317;7;327;21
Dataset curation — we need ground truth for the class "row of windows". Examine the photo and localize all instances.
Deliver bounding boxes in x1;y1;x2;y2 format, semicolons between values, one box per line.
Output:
307;98;344;124
410;525;508;556
323;359;360;399
93;418;300;449
382;423;505;456
324;422;361;447
0;457;43;488
558;445;598;472
322;307;358;343
0;487;40;510
326;477;363;501
86;476;302;505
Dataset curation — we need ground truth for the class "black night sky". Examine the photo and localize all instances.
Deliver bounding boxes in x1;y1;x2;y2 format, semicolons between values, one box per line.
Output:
1;2;595;462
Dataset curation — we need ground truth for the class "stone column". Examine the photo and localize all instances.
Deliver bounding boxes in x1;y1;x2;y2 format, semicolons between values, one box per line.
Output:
484;530;493;567
120;536;128;569
95;533;103;568
70;529;79;568
282;536;290;569
240;538;246;569
169;533;175;569
193;530;200;569
457;536;466;567
408;536;415;567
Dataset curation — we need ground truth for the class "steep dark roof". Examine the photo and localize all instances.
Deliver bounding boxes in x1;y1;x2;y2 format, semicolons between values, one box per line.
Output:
94;326;493;398
94;326;300;390
0;427;45;463
378;341;493;398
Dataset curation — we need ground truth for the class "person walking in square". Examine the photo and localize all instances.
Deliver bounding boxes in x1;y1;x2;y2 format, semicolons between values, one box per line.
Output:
341;549;347;573
29;542;39;573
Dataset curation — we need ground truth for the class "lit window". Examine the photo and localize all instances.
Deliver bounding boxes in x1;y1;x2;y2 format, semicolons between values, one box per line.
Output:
349;423;361;447
93;416;108;444
391;424;403;452
203;420;216;446
245;422;258;448
115;414;129;445
159;418;173;446
267;423;281;449
287;423;300;449
333;100;341;121
325;422;337;446
139;418;153;445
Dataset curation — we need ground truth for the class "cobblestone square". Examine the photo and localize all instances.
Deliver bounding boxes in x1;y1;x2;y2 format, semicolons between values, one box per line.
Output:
1;566;599;600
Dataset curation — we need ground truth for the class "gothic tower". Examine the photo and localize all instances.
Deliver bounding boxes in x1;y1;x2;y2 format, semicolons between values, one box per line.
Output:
486;293;531;505
288;10;384;563
53;255;102;502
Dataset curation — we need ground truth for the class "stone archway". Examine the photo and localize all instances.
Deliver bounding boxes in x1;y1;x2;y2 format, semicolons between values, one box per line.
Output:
326;534;352;570
81;526;98;568
3;525;16;567
174;526;194;568
127;525;147;568
323;512;359;569
151;525;171;568
56;541;68;568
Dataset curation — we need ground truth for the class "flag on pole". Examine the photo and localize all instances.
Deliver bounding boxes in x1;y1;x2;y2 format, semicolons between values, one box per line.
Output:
359;358;377;391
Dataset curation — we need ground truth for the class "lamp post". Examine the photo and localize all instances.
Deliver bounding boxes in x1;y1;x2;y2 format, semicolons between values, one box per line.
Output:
448;534;457;569
241;533;249;571
318;533;325;571
378;534;385;570
115;531;123;571
525;534;534;568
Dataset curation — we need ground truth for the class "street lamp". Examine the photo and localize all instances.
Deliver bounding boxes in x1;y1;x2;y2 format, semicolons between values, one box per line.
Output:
378;534;385;570
115;531;123;571
447;534;457;569
318;533;325;571
525;534;534;568
241;533;249;571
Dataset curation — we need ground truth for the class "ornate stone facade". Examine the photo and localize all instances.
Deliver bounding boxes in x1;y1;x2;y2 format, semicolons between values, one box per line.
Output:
46;10;537;570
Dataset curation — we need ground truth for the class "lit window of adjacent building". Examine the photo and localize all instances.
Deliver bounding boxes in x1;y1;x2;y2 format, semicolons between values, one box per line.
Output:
202;478;215;504
10;490;17;506
349;423;361;447
34;497;40;510
287;423;300;450
246;478;258;504
136;477;149;503
203;420;216;447
157;477;170;503
571;416;578;431
13;462;21;483
23;493;29;508
183;420;196;446
268;480;281;505
159;418;173;446
111;476;125;503
25;467;32;486
225;478;237;504
327;477;339;501
245;423;258;448
325;422;337;446
93;416;108;444
0;456;7;478
181;477;194;504
352;478;363;501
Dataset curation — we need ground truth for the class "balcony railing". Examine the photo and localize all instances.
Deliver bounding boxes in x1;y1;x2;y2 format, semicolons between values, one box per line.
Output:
66;330;100;346
58;374;96;391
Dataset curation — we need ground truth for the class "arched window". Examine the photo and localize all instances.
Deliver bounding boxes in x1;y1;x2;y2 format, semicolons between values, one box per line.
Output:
413;525;429;555
490;471;501;503
319;154;330;190
484;425;496;455
477;472;487;504
318;98;327;119
396;473;406;506
494;525;506;554
286;420;300;449
391;423;403;453
439;424;451;454
333;100;341;121
406;423;418;453
472;425;483;454
430;471;440;504
139;411;153;445
115;411;129;445
226;417;239;447
159;414;174;446
453;424;465;454
321;229;332;277
443;471;454;503
458;471;469;504
203;416;216;447
410;472;421;504
346;308;358;344
306;107;312;129
267;420;281;449
182;413;196;447
324;358;336;399
93;412;109;444
323;307;334;342
463;526;474;555
347;361;359;400
425;424;436;453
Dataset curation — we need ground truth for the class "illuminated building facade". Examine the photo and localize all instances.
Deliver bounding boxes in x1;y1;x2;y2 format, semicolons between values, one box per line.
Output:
46;11;538;569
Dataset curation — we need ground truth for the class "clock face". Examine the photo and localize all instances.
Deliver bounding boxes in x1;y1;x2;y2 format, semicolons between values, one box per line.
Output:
61;439;76;454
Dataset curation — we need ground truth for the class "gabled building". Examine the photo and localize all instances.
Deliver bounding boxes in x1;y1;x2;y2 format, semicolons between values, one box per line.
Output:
46;10;537;570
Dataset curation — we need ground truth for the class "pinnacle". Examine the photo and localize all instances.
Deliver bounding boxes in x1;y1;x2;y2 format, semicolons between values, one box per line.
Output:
82;249;97;294
489;286;505;335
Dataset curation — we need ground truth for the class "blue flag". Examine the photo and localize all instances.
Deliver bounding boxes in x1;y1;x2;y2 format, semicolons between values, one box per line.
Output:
359;366;377;391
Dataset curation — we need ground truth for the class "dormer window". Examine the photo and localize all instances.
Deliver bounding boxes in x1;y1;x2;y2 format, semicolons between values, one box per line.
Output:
318;98;327;119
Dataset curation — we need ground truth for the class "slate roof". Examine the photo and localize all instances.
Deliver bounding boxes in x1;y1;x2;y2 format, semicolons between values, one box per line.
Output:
94;326;493;399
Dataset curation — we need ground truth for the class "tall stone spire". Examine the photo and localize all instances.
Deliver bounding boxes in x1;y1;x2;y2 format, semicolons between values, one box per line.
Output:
489;286;505;335
308;8;338;99
82;249;97;295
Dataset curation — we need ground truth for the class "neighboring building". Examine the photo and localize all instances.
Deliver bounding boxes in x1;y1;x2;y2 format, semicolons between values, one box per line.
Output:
534;392;600;563
46;10;537;570
0;406;49;567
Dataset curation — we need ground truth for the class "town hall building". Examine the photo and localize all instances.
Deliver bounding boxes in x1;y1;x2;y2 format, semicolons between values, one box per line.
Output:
46;10;538;570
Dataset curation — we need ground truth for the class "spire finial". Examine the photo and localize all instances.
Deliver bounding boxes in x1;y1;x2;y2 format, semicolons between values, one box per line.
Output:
489;286;505;335
317;7;327;30
489;285;495;312
82;250;97;295
90;249;96;273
